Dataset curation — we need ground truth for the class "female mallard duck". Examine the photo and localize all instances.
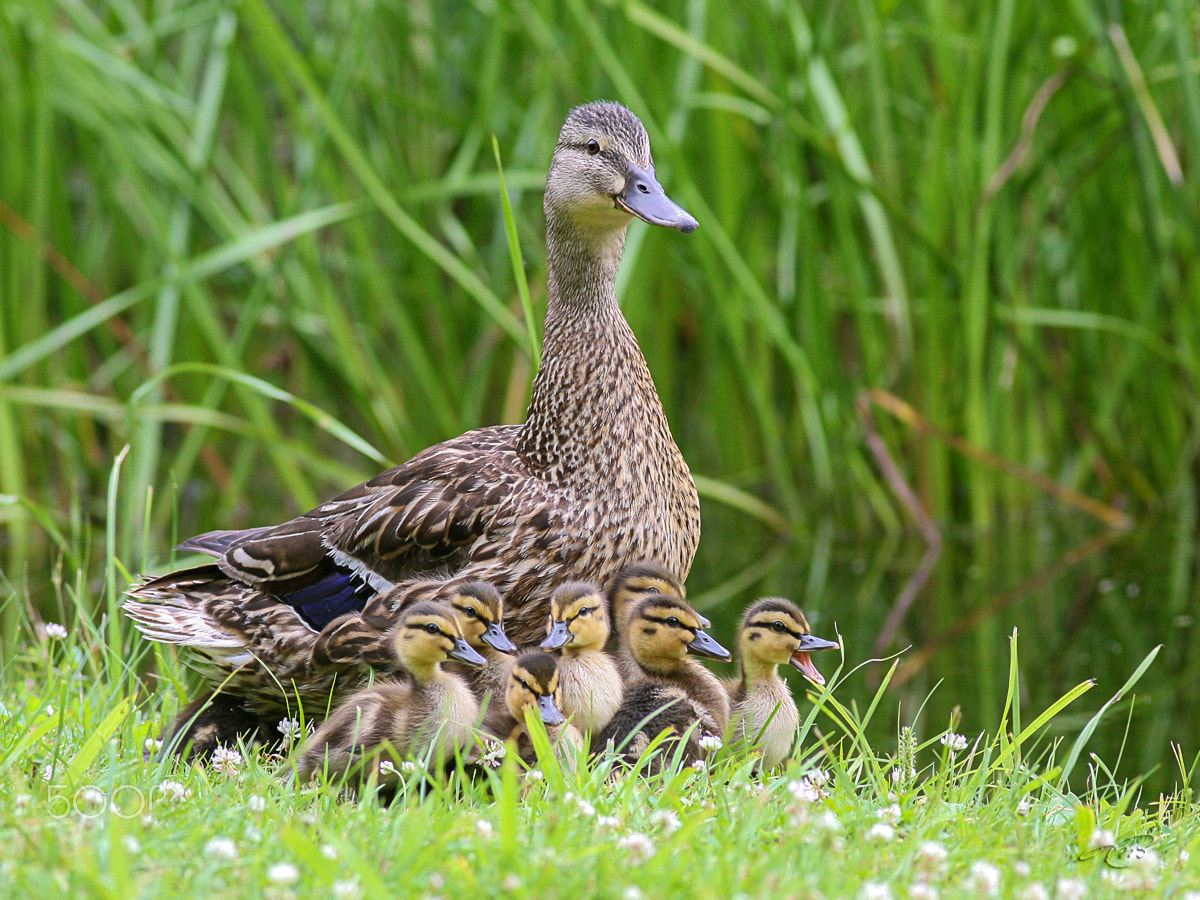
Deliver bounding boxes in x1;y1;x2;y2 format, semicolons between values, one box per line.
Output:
476;650;582;768
594;594;731;770
724;598;838;771
125;101;701;757
540;581;624;735
295;601;486;789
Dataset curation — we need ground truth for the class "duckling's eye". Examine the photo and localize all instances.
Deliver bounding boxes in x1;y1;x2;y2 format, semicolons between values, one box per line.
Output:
772;621;787;633
586;139;601;155
578;607;592;617
666;616;680;627
463;607;478;619
425;623;441;635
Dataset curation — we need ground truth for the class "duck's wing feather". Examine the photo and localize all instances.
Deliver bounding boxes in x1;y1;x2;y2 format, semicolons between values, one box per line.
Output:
208;425;545;595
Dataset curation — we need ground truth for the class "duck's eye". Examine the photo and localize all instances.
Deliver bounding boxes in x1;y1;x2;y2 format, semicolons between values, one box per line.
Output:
666;616;680;627
773;621;787;633
463;607;478;619
425;623;441;635
586;139;601;155
578;607;592;617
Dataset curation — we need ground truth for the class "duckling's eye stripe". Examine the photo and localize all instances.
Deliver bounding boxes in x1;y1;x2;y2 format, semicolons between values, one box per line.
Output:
748;621;802;640
641;613;695;631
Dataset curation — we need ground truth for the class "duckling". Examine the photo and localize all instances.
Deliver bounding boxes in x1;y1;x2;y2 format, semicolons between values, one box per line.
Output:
604;562;709;682
595;594;731;770
296;601;486;790
539;581;624;735
476;651;583;768
725;597;839;771
435;582;519;700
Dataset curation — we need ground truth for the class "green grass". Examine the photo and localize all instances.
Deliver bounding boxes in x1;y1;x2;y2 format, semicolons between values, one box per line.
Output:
4;616;1197;898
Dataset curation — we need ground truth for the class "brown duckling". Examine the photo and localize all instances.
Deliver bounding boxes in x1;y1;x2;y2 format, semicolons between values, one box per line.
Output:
604;562;709;682
477;651;583;768
296;600;486;789
540;581;624;735
725;597;838;771
594;594;731;770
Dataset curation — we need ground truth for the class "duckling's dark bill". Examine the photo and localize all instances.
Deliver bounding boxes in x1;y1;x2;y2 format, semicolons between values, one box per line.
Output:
686;629;732;662
616;162;698;233
450;638;488;667
483;622;519;654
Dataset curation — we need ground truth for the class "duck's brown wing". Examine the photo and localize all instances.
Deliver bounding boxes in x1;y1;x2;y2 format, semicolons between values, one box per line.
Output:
198;424;545;597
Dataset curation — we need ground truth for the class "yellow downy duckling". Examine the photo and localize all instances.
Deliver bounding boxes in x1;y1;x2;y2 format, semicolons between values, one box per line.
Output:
478;651;583;768
604;562;709;682
595;594;731;770
540;581;624;735
296;601;486;789
725;597;838;771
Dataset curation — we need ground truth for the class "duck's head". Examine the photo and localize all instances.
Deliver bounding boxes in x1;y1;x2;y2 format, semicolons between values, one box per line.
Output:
541;581;609;653
627;594;731;673
546;101;697;236
505;651;567;727
387;600;488;676
447;582;518;655
739;597;839;686
607;561;710;631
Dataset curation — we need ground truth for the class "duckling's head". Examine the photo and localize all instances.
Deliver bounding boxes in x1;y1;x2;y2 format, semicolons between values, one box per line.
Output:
387;600;488;677
546;101;697;236
541;581;609;653
505;651;566;727
739;597;839;686
627;594;731;674
607;561;710;631
447;582;518;654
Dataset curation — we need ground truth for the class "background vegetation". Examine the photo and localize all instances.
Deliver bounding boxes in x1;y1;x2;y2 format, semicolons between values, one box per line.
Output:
1;0;1198;800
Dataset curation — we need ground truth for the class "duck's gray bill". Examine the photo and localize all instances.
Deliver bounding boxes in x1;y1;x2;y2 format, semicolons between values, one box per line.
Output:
450;638;488;667
537;694;566;726
616;162;698;233
540;621;572;652
686;629;732;662
482;622;518;654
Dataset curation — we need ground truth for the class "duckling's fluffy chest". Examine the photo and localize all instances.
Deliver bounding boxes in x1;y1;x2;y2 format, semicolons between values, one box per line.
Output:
559;650;624;734
733;680;798;771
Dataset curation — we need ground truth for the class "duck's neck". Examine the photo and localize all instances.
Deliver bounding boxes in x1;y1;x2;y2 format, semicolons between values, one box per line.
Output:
740;654;781;694
518;215;669;482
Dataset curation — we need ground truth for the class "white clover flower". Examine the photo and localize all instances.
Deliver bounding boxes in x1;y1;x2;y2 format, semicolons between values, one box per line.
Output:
867;822;895;842
622;887;643;900
597;815;621;829
1017;798;1031;816
401;760;418;773
247;795;266;813
698;735;723;752
815;810;841;832
1019;884;1050;900
787;780;820;804
245;825;262;843
909;885;939;900
501;874;521;891
860;882;892;900
525;768;544;782
617;832;656;863
1088;828;1116;850
649;809;681;836
917;841;948;865
479;740;507;768
379;760;399;777
156;780;191;802
144;737;163;754
277;718;303;741
121;835;141;855
475;818;494;839
575;798;596;817
45;622;68;640
1055;876;1087;899
43;705;55;717
429;873;446;891
876;803;902;824
1125;845;1160;869
39;764;55;783
267;863;299;885
967;861;1001;897
803;768;830;787
211;746;242;775
204;836;239;861
891;766;916;783
332;879;362;900
1014;860;1032;878
690;759;706;773
320;845;338;860
940;732;968;752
